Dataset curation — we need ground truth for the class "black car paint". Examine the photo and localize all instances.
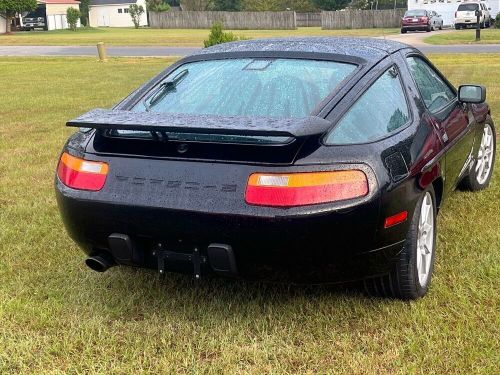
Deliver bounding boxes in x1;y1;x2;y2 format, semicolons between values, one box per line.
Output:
55;38;488;282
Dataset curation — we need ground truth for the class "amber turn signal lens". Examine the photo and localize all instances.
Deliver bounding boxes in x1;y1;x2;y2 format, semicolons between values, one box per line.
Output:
57;152;108;191
245;170;368;207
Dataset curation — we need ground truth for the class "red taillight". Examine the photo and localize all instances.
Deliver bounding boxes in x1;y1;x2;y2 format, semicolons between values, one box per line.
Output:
57;152;108;191
384;211;408;228
245;170;369;207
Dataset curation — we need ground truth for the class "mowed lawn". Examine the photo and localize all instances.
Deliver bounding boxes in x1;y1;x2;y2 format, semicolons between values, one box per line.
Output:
425;28;500;44
0;54;499;374
0;26;398;46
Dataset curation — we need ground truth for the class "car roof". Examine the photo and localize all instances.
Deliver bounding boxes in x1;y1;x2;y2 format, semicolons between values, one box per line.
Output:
194;37;410;63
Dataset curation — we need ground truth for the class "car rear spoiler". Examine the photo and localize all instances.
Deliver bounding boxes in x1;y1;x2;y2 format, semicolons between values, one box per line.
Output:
66;109;333;138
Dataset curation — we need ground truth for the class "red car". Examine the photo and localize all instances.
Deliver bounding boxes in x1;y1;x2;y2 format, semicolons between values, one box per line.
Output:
401;9;439;33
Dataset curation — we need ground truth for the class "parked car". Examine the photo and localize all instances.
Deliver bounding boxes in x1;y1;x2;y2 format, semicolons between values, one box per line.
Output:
21;5;47;31
455;1;492;29
428;10;444;30
401;9;442;33
56;38;496;300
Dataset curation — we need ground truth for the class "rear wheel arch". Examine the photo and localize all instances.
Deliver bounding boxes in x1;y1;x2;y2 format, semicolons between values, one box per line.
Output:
432;177;444;211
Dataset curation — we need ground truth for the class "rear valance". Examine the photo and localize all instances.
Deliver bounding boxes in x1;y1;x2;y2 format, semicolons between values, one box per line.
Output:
66;109;333;138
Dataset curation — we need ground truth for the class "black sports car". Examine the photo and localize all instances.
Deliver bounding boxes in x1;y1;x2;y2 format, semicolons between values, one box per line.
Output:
56;38;496;299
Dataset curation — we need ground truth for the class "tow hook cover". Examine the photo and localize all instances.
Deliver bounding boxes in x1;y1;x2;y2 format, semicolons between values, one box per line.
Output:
207;244;238;277
108;233;134;262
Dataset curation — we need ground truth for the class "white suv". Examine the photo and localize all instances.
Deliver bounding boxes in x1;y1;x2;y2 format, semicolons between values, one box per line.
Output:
454;1;492;29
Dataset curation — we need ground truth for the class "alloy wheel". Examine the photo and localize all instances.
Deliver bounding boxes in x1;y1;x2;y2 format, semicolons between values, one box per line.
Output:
476;123;494;185
416;192;434;287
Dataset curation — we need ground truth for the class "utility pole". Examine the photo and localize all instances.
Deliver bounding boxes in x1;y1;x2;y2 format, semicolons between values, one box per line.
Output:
475;9;481;41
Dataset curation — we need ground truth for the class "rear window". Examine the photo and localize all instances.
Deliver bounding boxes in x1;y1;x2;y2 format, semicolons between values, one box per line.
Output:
457;4;479;11
132;58;356;119
405;10;427;17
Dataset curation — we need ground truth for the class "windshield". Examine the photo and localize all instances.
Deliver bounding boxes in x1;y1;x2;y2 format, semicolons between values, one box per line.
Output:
457;4;479;11
405;10;427;16
25;7;45;18
133;58;356;119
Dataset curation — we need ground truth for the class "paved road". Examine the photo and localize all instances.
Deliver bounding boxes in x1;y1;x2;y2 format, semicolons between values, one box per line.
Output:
1;43;498;57
0;45;200;57
1;30;498;57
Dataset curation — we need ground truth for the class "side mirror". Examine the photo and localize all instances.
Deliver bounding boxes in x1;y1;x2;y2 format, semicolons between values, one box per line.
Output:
458;85;486;104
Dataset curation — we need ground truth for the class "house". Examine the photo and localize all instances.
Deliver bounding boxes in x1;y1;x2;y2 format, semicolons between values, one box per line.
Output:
43;0;81;30
21;0;81;30
0;15;6;34
89;0;148;27
407;0;500;26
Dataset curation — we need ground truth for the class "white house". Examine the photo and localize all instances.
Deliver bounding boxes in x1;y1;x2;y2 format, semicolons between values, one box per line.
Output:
0;15;6;34
89;0;148;27
42;0;81;30
408;0;500;26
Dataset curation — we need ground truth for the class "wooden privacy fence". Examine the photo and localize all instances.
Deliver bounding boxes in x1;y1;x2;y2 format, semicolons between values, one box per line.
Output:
322;9;406;29
149;11;297;30
296;13;321;27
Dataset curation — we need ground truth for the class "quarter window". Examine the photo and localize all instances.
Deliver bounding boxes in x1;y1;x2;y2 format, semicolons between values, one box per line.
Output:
325;67;410;145
406;57;455;113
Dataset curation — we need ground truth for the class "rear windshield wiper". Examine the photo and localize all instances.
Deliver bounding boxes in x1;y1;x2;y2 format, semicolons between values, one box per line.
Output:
143;69;189;112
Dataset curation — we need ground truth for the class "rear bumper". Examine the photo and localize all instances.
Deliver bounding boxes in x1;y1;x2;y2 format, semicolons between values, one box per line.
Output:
55;178;405;282
455;17;483;26
401;24;429;31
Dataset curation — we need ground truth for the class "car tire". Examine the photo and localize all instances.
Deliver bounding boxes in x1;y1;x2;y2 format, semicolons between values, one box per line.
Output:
460;119;496;191
455;25;460;30
426;25;432;32
364;187;437;300
439;23;443;30
480;21;485;29
401;28;407;34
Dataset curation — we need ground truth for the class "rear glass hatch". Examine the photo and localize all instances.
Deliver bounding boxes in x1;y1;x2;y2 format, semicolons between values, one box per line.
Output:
70;57;358;165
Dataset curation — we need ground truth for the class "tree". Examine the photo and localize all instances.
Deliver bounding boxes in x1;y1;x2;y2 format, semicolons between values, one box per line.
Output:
348;0;370;9
79;0;90;26
129;4;144;28
66;7;80;31
212;0;241;11
0;0;37;33
180;0;214;10
241;0;315;11
311;0;349;10
146;0;171;12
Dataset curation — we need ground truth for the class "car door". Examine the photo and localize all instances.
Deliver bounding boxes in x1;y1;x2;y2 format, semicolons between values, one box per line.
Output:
405;56;475;192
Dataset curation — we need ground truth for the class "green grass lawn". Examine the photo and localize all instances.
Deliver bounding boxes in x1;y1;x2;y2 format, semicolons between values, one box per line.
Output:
425;28;500;44
0;26;399;46
0;54;499;373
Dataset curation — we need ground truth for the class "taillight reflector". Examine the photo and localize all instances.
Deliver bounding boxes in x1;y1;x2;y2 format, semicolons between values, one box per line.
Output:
384;211;408;228
245;170;368;207
57;152;108;191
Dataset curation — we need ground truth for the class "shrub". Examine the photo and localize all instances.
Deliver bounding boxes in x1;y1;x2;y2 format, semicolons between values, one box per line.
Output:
129;4;145;29
203;22;239;48
495;13;500;28
66;7;80;31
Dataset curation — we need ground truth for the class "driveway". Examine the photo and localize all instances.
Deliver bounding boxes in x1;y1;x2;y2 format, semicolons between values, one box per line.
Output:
0;30;498;57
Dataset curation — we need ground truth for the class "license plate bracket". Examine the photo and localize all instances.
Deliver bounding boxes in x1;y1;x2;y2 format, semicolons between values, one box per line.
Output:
154;243;207;280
